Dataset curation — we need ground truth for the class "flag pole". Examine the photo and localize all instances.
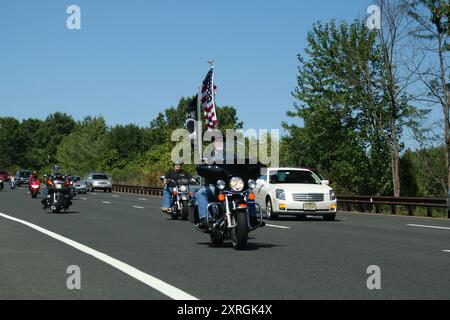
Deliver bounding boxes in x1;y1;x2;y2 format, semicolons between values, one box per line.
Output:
197;84;202;163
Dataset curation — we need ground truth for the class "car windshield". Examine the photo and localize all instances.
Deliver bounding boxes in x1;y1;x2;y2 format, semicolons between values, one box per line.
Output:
19;172;31;178
93;174;108;180
313;171;325;180
269;170;321;185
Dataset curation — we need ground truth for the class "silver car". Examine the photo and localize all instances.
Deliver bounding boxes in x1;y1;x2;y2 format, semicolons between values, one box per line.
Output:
73;176;87;194
86;173;112;192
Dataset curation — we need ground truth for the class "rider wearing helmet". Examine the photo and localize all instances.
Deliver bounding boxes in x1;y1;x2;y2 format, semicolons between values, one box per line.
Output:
28;170;40;192
161;160;197;213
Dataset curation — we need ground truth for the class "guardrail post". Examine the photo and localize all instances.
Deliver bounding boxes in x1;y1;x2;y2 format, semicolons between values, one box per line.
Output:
391;205;396;215
408;206;414;216
427;207;432;218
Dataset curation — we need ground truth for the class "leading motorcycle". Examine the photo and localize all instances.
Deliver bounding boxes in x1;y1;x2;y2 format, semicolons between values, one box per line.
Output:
193;161;264;250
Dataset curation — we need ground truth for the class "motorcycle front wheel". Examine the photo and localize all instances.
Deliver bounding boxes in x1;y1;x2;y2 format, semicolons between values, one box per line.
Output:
181;201;189;220
231;210;248;250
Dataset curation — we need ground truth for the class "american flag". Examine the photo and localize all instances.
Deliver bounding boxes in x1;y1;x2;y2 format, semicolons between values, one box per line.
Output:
201;68;218;130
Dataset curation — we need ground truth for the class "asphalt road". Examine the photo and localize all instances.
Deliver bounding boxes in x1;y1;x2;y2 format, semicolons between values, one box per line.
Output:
0;186;449;300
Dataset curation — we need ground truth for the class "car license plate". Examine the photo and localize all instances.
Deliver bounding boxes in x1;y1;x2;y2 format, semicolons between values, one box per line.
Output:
56;184;63;189
304;203;316;211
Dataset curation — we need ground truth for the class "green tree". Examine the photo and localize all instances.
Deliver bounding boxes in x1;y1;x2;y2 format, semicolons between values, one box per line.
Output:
284;20;392;195
56;116;108;175
406;0;450;193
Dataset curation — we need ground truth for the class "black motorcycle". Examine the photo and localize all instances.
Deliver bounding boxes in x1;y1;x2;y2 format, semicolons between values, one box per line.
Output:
0;179;4;191
161;176;199;220
43;175;72;213
193;161;264;250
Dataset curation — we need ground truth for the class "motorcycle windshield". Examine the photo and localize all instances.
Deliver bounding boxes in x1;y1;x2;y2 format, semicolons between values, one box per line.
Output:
197;158;264;183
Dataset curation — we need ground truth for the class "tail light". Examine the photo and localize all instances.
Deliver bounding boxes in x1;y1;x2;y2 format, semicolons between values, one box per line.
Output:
47;179;54;186
65;180;70;187
218;193;225;202
238;203;248;208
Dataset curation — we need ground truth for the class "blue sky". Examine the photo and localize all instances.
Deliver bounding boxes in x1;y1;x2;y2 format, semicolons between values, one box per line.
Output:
1;0;427;135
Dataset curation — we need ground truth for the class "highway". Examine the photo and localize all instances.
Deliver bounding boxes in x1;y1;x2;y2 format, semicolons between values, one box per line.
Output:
0;186;449;300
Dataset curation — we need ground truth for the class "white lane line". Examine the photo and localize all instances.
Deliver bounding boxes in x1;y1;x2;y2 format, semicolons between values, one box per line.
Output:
138;198;148;201
407;224;450;231
102;201;111;204
80;198;87;201
132;206;145;209
0;212;198;300
266;224;291;229
443;250;450;253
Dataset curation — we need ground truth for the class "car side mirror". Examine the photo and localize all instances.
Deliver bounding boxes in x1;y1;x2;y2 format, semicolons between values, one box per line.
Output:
321;180;329;186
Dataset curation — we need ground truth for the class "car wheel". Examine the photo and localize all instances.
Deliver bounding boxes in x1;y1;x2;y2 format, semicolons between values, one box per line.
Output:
266;198;278;220
323;213;336;221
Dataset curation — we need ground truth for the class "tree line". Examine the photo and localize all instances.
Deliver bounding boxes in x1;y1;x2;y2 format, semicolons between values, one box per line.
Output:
0;98;243;187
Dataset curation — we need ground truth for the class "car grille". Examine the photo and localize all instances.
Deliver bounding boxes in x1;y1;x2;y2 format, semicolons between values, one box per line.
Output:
292;193;324;202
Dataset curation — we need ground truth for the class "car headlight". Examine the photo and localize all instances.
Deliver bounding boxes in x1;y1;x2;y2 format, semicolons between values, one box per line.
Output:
276;189;285;200
248;179;256;189
229;177;244;192
216;180;226;190
330;190;336;201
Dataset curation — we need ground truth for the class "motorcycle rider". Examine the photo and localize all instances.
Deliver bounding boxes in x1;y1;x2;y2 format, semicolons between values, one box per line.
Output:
41;165;72;208
195;136;264;229
161;160;197;213
28;171;40;192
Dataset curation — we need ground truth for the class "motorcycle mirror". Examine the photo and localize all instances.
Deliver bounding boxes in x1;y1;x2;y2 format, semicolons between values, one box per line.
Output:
160;176;166;181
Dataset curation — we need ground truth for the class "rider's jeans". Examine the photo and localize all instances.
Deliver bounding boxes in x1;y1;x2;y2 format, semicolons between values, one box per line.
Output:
162;186;173;208
196;185;257;220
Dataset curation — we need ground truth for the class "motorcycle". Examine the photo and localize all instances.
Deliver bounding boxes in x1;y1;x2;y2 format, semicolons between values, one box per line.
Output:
43;175;72;213
193;161;264;250
161;176;199;220
10;177;16;189
0;179;4;191
29;180;41;198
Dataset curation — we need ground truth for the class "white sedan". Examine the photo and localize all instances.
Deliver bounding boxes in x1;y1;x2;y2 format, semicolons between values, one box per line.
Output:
255;168;337;221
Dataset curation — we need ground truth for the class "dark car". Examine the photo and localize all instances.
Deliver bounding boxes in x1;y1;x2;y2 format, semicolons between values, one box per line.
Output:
0;170;10;182
15;170;32;186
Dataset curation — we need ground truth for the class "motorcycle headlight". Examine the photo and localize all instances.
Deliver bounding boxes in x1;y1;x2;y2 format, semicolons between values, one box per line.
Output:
216;180;226;190
179;185;187;192
248;179;256;190
330;190;336;201
230;177;244;192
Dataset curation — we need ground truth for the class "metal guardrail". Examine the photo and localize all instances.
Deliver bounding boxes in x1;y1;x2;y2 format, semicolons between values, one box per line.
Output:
112;184;163;196
112;184;450;219
337;195;449;219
